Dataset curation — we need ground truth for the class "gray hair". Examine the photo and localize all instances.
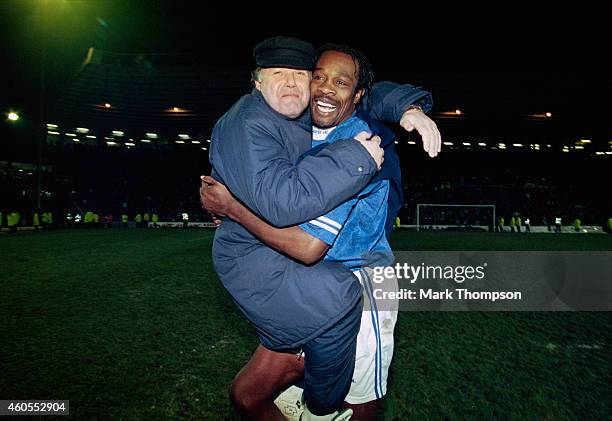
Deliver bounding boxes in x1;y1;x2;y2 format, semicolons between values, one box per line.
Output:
251;67;263;86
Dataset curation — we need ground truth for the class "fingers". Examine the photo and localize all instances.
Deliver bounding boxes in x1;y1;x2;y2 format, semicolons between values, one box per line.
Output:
413;120;441;158
200;187;213;203
402;113;432;155
433;125;442;153
427;121;441;157
354;131;368;142
400;111;443;158
211;214;222;226
355;136;384;170
423;129;434;157
199;175;215;208
200;176;219;207
201;175;218;185
353;131;372;142
374;136;384;170
423;120;441;156
411;120;432;155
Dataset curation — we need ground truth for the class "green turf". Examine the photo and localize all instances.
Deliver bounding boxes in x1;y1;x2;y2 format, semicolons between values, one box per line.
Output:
1;229;610;419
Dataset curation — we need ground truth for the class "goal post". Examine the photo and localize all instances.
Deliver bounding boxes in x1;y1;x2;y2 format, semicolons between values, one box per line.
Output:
416;203;496;231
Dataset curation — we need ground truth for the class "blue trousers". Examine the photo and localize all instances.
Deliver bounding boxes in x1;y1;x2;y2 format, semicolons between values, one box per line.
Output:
301;297;362;415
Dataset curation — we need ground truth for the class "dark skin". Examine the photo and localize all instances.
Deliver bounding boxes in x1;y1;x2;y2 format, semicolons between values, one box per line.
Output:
200;176;328;264
201;51;381;420
230;345;305;421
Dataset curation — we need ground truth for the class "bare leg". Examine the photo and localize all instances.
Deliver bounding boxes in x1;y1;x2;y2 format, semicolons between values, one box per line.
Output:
230;345;304;421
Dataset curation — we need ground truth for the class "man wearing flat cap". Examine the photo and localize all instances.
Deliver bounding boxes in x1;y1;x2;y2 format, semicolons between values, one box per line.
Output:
253;35;316;70
206;35;439;419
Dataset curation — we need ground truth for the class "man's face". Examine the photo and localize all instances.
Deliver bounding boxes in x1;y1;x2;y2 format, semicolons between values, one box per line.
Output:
254;68;311;118
310;50;364;128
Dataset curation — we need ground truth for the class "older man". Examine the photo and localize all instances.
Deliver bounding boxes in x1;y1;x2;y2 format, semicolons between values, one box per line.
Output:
207;36;439;419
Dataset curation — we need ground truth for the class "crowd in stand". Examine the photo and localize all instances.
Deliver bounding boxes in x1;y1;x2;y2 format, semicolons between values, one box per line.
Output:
399;174;609;228
0;172;610;232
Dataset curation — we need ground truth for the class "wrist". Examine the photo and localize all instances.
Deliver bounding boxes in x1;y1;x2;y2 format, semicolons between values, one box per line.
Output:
226;202;238;221
403;104;423;114
226;200;244;221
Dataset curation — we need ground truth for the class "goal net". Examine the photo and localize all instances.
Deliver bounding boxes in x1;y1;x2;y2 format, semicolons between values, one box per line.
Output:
416;203;496;231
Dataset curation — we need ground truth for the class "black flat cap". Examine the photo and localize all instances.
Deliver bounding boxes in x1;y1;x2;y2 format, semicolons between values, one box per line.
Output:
253;36;315;70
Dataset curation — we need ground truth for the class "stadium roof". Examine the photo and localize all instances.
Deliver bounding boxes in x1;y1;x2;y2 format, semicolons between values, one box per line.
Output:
48;48;251;142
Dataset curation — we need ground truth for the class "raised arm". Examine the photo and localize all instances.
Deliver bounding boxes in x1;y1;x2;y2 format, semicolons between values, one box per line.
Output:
367;81;441;157
200;176;328;264
210;110;382;227
367;81;433;122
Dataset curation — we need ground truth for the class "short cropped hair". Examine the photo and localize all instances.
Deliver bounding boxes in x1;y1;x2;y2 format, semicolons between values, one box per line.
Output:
314;43;375;98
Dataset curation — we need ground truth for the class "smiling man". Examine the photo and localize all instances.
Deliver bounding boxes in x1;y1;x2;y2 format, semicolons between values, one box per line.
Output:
311;51;364;127
204;43;434;420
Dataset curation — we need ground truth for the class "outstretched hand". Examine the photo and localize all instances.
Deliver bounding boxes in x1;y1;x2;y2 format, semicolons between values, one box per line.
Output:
399;109;442;158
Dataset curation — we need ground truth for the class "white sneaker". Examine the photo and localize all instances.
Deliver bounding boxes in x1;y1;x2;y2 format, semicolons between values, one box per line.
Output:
331;408;353;421
300;405;352;421
274;385;305;421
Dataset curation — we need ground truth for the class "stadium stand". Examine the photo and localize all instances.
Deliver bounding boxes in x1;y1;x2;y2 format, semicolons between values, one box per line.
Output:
1;49;609;232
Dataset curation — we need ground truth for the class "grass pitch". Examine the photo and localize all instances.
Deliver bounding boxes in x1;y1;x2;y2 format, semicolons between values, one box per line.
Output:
1;229;610;419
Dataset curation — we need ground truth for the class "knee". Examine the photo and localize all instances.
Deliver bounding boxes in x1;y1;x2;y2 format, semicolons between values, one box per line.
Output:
229;377;259;415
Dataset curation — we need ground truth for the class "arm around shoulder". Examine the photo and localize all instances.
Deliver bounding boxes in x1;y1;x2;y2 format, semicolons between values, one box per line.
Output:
212;113;377;227
367;81;433;122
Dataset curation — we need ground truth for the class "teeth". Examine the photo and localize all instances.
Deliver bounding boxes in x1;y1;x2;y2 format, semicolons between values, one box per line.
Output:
316;100;336;110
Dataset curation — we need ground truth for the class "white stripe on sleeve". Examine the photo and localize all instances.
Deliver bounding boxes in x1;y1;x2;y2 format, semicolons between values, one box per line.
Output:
317;216;342;230
309;219;339;235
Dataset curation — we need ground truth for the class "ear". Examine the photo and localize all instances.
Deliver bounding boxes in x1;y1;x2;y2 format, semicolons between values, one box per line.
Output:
254;80;262;91
353;88;365;105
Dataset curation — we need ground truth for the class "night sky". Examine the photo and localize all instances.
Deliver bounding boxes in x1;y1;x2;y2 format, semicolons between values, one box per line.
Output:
1;1;609;148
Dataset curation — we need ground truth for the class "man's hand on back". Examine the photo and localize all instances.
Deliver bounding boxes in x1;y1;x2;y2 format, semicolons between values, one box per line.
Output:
354;131;384;170
200;176;238;221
